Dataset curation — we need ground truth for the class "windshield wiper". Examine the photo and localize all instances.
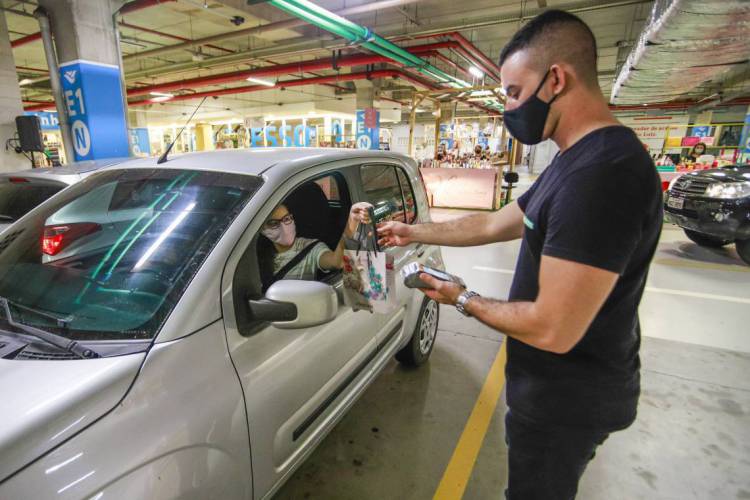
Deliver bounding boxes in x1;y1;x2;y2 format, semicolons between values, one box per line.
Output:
0;298;99;359
0;215;14;221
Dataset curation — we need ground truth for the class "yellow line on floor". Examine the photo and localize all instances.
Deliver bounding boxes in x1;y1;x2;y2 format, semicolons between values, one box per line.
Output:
433;341;508;500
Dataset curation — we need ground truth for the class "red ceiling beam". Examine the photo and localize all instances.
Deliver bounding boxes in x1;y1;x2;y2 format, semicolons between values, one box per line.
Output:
10;32;42;48
11;0;177;49
128;70;416;106
120;0;176;15
118;21;233;54
127;53;396;97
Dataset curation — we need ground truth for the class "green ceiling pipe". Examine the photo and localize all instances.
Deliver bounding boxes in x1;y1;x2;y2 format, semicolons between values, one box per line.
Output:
269;0;470;88
282;0;468;85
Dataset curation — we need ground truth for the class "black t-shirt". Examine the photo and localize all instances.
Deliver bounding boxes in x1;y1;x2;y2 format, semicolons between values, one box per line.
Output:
508;126;663;432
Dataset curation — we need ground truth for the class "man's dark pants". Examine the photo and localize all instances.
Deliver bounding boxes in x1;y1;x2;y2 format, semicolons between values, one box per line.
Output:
504;410;610;500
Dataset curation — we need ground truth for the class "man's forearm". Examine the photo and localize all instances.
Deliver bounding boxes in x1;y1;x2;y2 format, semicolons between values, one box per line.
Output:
464;296;562;353
409;201;524;247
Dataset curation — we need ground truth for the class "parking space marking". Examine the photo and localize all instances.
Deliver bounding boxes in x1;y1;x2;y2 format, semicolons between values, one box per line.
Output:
653;257;750;273
433;341;507;500
474;266;750;304
472;266;515;275
644;286;750;305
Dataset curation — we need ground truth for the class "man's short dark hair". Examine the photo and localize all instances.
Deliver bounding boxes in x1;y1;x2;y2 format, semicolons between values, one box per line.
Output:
499;10;599;87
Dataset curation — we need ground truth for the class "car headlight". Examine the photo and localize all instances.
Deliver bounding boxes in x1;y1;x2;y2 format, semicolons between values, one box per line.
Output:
704;182;750;199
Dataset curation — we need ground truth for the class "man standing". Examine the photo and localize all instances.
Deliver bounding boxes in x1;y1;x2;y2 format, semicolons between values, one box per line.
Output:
378;10;662;499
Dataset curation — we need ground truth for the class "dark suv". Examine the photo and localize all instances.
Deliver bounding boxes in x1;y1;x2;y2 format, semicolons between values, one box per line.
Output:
664;165;750;265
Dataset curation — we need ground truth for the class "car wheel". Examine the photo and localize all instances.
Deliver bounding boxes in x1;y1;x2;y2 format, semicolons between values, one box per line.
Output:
684;229;732;248
736;239;750;266
396;297;439;367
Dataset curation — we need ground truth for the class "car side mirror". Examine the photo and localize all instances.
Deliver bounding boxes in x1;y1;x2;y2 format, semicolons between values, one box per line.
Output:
248;280;337;330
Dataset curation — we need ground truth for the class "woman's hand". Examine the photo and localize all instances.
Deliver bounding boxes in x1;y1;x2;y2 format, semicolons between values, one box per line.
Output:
345;202;374;238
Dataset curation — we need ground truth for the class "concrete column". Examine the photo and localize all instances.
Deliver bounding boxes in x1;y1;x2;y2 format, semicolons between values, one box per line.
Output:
37;0;129;161
0;10;28;172
355;80;376;110
194;123;214;151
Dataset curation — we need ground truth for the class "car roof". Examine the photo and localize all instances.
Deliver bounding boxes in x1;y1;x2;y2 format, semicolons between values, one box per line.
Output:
0;158;131;184
105;148;414;178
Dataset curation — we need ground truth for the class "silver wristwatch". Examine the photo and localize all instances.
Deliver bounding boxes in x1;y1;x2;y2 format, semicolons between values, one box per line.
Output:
456;290;480;317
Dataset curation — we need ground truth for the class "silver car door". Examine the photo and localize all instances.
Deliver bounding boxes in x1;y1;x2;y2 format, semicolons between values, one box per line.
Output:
221;164;381;499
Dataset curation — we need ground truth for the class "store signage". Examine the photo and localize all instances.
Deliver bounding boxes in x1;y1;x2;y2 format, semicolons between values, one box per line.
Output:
129;128;151;156
249;125;316;147
692;126;711;138
24;111;59;130
681;136;715;147
332;120;344;143
620;115;689;153
59;60;129;161
356;109;379;150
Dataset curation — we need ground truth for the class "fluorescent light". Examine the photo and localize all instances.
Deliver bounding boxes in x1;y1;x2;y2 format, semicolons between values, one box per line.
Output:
150;91;174;102
19;78;33;86
469;66;484;79
135;202;196;270
246;76;276;87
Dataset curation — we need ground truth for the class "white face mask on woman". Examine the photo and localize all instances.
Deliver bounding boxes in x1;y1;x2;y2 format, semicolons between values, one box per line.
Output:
262;220;296;247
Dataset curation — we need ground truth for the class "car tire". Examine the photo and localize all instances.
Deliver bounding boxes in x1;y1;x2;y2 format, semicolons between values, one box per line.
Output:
396;297;439;367
736;239;750;266
684;229;732;248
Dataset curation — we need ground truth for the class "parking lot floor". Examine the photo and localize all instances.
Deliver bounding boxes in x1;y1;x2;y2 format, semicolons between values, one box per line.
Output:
275;209;750;500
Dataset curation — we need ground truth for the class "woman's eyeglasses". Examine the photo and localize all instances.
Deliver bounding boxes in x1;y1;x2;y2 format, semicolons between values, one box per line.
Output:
264;213;294;229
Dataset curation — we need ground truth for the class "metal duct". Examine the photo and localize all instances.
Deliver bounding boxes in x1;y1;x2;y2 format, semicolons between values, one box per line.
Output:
611;0;750;105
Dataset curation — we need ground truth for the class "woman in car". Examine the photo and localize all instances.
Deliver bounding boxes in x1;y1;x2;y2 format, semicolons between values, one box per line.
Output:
259;201;372;288
686;142;707;163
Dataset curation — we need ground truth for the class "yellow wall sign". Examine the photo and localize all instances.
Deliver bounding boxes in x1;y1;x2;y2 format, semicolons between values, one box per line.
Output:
665;137;683;148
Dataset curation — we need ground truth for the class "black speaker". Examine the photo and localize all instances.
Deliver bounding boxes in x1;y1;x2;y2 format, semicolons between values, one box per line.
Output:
15;115;44;153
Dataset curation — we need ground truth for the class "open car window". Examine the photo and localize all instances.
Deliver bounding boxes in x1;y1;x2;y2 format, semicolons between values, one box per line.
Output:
0;169;262;341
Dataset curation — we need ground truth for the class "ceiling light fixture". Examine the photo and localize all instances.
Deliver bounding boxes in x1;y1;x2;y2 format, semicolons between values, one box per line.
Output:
246;77;276;87
468;66;485;79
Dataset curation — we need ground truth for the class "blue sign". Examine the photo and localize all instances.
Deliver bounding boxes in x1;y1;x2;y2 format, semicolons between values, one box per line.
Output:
129;128;151;156
356;109;379;150
24;111;59;130
249;125;316;148
692;126;710;138
331;120;344;143
59;60;129;161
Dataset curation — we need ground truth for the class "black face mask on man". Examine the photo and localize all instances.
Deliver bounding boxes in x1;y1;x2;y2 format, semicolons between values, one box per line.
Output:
503;69;559;145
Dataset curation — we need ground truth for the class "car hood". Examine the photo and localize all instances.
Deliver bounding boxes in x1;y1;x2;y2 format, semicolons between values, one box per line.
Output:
0;353;146;482
684;166;750;183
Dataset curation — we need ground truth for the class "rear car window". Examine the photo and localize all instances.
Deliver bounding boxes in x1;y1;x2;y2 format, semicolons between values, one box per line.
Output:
0;169;262;341
361;164;417;224
0;180;65;222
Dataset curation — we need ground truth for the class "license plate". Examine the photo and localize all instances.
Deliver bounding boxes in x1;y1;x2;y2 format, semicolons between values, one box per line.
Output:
667;196;684;210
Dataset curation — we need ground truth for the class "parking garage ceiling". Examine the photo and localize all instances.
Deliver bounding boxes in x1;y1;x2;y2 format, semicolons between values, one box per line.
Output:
7;0;744;124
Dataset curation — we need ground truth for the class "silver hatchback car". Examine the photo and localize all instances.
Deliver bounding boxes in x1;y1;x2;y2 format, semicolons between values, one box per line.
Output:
0;148;444;499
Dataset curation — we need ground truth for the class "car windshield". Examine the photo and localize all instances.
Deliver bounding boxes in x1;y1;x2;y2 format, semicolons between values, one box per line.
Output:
0;168;262;341
0;180;65;222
